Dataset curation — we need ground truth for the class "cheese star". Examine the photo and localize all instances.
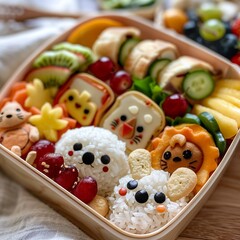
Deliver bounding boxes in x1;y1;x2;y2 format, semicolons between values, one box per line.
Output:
29;103;68;142
25;78;57;109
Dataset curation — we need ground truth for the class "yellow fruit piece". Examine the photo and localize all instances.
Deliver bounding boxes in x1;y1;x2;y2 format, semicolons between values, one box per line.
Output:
212;93;240;108
202;97;240;127
29;103;68;142
192;104;238;139
214;87;240;99
67;18;123;48
216;79;240;90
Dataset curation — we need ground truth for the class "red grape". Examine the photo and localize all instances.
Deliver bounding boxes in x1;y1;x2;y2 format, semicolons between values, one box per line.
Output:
162;94;189;119
55;165;79;191
72;176;97;204
29;140;55;165
36;153;64;179
88;57;116;81
109;70;132;95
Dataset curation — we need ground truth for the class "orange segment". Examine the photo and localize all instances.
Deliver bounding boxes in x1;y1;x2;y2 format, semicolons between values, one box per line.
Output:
67;18;124;48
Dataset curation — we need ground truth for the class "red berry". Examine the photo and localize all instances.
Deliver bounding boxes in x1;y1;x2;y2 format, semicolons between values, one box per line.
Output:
72;176;97;204
119;187;127;196
88;57;116;81
36;153;64;179
231;19;240;38
29;140;55;165
162;94;189;119
109;70;132;95
231;52;240;66
55;165;79;191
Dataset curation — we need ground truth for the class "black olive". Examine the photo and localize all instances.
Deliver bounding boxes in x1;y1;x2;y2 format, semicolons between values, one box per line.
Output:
135;190;148;203
82;152;94;165
73;143;82;151
154;192;166;203
101;155;110;165
127;180;138;190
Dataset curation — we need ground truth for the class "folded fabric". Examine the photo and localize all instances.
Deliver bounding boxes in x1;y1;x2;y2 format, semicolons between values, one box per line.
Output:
0;171;92;240
0;18;76;87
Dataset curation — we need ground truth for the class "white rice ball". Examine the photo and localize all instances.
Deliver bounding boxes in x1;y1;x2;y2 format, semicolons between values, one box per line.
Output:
108;170;188;234
55;126;129;197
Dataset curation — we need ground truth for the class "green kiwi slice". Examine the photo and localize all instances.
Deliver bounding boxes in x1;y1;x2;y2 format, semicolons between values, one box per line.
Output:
33;50;80;72
52;42;96;70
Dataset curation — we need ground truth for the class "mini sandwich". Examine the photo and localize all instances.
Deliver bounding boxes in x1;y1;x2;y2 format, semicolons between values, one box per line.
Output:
53;73;114;126
158;56;218;100
100;91;165;153
124;39;179;79
92;26;141;65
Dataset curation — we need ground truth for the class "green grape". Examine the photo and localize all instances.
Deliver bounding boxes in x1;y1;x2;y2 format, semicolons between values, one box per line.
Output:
200;19;226;41
197;3;222;22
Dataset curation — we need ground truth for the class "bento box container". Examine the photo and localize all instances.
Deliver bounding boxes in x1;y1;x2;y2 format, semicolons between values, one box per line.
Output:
0;14;240;240
97;0;162;19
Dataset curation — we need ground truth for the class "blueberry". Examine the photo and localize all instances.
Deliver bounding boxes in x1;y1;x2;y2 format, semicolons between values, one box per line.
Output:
187;9;199;23
202;38;221;52
218;34;238;59
183;21;200;40
223;21;232;34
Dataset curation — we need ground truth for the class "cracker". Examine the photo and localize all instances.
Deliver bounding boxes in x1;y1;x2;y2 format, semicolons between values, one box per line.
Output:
128;149;152;179
167;167;197;201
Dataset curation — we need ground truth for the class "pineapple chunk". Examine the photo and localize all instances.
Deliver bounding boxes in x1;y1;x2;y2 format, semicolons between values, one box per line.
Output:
192;104;238;139
201;97;240;127
214;87;240;99
216;80;240;90
212;93;240;108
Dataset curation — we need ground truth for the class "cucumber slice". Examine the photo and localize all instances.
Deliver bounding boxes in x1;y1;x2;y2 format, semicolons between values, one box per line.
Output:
182;70;214;100
148;59;171;80
198;111;220;133
118;38;140;66
213;131;227;155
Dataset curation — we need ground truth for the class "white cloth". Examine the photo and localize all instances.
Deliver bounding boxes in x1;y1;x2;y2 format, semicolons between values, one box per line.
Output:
0;1;97;239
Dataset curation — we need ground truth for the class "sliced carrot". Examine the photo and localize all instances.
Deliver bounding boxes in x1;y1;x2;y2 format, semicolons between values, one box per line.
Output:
9;82;27;98
67;18;123;48
12;88;28;107
29;106;41;115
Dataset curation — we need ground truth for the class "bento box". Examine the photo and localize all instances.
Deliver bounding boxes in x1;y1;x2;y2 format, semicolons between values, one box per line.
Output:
0;14;240;240
97;0;162;19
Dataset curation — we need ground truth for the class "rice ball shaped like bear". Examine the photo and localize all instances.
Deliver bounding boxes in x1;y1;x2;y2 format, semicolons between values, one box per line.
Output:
108;170;188;234
55;126;129;197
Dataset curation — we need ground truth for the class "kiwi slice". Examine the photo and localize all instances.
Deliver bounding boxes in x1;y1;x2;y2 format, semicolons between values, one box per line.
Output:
52;42;96;70
33;50;81;72
24;66;72;88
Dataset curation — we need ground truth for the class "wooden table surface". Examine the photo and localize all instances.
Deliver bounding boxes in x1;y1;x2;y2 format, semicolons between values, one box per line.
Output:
178;153;240;240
